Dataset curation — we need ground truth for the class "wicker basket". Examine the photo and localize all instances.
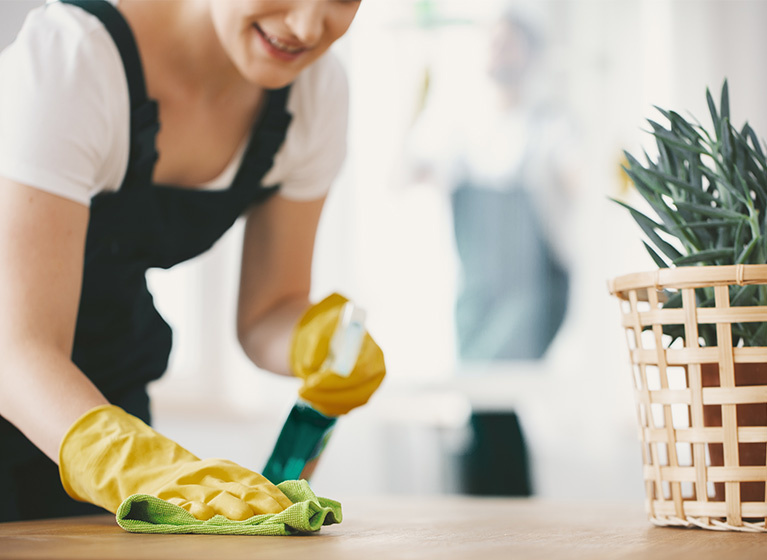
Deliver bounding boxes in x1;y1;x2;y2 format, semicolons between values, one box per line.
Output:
609;264;767;531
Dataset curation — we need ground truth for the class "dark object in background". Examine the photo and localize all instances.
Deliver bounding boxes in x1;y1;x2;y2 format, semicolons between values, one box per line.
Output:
459;411;533;496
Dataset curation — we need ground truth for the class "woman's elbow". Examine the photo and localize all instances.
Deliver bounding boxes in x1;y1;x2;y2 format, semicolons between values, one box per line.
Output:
236;320;292;377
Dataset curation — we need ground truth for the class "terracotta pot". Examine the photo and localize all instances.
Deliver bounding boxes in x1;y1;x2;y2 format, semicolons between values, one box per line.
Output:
702;361;767;503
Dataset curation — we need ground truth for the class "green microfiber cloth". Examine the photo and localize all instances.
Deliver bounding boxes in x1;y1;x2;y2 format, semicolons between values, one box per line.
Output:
115;480;342;536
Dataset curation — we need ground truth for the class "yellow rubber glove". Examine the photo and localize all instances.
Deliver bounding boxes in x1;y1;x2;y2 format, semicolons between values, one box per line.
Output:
59;405;293;520
291;293;386;417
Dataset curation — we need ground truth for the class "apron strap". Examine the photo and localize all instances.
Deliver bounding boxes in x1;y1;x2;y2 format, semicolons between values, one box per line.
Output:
232;86;293;191
59;0;149;111
59;0;159;184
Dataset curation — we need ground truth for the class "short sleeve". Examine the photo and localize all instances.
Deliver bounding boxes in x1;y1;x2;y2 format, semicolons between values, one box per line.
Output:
0;2;129;206
262;53;349;201
404;89;468;192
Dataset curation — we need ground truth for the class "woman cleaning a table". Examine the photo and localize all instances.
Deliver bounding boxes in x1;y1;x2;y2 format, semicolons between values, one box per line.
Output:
0;0;385;522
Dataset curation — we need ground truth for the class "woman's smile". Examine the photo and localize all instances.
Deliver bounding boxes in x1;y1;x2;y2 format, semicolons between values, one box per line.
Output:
252;22;310;62
207;0;361;89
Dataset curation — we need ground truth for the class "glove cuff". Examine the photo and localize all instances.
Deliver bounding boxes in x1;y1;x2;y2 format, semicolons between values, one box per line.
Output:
59;404;121;505
58;404;198;513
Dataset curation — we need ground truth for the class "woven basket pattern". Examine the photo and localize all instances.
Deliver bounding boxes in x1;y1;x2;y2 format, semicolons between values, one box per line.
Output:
610;264;767;531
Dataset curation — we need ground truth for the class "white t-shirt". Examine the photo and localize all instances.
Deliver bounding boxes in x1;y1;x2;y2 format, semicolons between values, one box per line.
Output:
0;1;348;206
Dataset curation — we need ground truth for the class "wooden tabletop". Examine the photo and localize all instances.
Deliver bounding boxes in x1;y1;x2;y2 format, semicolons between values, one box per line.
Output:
1;496;765;560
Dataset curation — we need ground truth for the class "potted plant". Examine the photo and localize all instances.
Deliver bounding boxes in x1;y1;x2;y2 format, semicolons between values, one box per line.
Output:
609;81;767;531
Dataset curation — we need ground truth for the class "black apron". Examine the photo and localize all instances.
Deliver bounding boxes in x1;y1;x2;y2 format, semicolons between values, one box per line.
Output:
0;0;293;521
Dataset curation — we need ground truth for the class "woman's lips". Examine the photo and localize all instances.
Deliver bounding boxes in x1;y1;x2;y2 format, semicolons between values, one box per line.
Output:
252;24;308;61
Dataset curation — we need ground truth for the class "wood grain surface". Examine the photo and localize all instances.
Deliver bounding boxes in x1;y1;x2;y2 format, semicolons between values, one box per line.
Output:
1;496;765;560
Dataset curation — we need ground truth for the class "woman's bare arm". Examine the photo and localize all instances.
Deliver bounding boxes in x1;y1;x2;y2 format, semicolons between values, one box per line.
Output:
236;193;326;376
0;177;108;463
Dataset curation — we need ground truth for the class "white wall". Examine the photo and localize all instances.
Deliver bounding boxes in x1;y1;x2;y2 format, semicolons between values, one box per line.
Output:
0;0;42;50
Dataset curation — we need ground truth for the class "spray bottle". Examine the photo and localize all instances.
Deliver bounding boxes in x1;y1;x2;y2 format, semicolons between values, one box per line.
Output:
262;301;366;484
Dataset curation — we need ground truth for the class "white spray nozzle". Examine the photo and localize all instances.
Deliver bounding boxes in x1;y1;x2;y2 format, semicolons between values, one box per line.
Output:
324;301;366;377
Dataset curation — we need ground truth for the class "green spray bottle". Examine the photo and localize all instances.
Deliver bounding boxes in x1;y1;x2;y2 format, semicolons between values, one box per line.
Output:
262;301;366;483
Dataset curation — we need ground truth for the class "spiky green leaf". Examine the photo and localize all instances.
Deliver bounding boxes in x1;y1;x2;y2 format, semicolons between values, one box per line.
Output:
674;200;748;220
672;248;734;266
616;80;767;346
642;241;671;268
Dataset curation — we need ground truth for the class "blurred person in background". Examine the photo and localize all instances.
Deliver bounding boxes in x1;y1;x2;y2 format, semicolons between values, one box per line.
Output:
407;6;581;495
0;0;384;522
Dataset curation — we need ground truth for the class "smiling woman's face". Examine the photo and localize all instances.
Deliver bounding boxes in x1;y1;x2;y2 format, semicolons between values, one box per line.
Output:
210;0;360;89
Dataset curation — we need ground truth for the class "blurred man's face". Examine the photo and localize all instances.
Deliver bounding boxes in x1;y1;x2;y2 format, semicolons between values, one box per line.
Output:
487;20;534;87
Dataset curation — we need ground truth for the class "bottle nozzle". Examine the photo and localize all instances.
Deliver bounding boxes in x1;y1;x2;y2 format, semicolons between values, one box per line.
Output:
324;301;366;377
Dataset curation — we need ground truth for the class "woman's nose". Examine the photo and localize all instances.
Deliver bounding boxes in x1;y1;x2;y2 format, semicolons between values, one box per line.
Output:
284;1;326;46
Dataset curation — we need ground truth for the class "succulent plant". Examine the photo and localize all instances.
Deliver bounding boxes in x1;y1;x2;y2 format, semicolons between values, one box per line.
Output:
616;81;767;346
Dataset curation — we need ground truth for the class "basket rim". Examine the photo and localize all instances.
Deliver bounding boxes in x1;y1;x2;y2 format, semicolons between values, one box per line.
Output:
608;264;767;295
